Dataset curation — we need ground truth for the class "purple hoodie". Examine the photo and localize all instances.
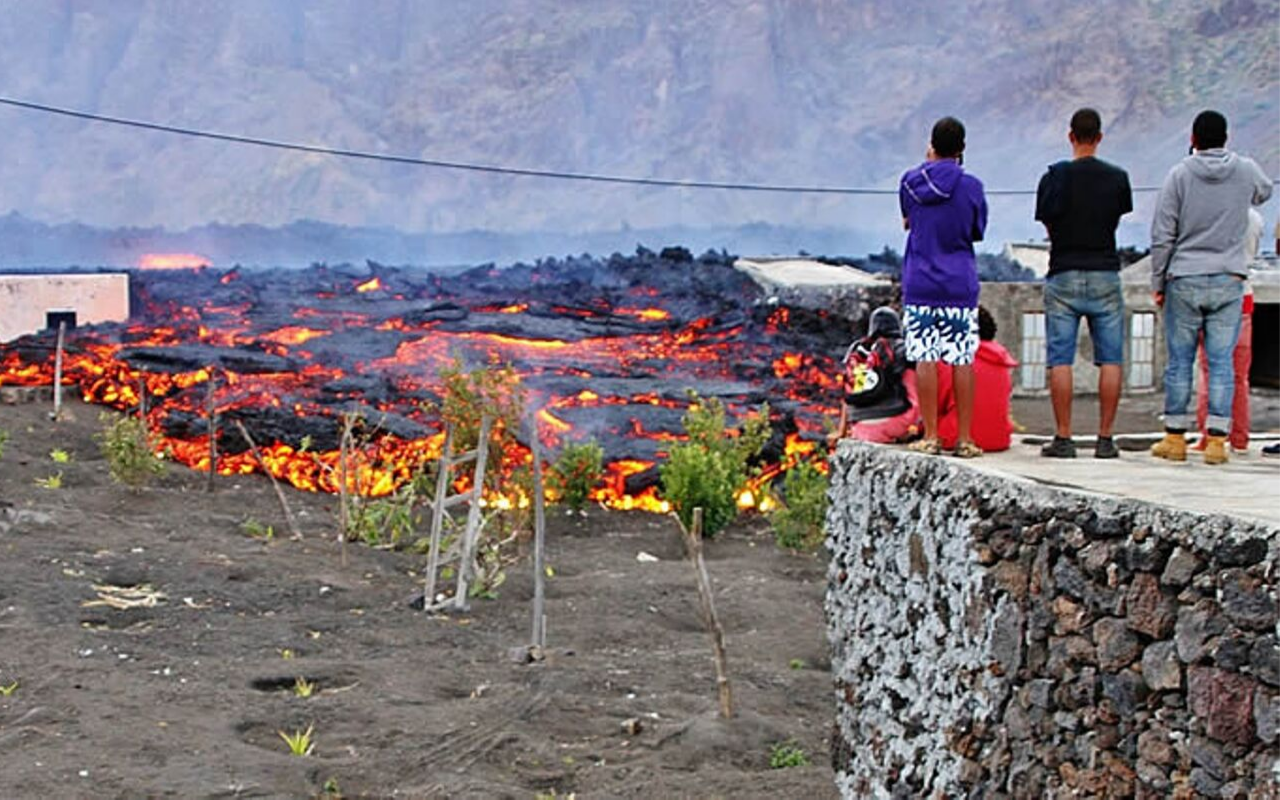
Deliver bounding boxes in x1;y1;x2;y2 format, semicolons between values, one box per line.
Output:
899;159;988;308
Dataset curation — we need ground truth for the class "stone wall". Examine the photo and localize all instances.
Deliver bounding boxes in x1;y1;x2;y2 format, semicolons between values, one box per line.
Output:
825;442;1278;798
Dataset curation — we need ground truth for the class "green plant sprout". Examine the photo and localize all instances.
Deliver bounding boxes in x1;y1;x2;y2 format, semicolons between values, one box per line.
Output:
49;448;71;463
34;472;63;490
292;677;316;698
769;739;810;769
0;681;18;696
278;724;315;756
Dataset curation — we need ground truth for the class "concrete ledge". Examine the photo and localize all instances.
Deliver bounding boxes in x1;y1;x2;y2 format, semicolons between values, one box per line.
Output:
825;442;1278;798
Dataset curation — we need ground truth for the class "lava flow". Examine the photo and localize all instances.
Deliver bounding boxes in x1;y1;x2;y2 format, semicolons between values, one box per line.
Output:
0;249;874;510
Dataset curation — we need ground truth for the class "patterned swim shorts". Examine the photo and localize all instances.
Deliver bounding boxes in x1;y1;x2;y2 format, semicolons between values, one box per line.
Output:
903;304;978;365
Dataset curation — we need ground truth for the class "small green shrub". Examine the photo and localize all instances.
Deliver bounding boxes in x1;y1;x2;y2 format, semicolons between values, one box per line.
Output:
659;393;769;537
49;448;71;464
97;414;165;491
768;739;811;769
0;429;9;459
241;518;275;541
768;461;829;551
551;440;604;513
34;472;64;490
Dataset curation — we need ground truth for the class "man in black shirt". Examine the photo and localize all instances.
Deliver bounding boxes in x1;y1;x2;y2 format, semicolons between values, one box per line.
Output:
1035;108;1134;459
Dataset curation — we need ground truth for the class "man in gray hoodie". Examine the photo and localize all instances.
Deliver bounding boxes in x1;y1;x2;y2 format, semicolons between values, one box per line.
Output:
1150;110;1272;465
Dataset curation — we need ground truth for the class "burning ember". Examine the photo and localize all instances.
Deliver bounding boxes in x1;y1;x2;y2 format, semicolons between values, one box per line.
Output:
0;249;869;509
138;253;213;270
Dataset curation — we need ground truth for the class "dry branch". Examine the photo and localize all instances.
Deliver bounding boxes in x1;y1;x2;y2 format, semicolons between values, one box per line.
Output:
680;507;734;719
233;419;303;541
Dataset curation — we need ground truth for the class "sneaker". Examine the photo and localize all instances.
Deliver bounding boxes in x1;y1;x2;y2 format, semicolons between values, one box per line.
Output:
1040;436;1077;459
1262;443;1280;459
1094;436;1119;460
1151;432;1187;462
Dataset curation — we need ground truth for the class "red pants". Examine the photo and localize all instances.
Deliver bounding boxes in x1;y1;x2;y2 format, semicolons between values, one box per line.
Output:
1196;311;1251;449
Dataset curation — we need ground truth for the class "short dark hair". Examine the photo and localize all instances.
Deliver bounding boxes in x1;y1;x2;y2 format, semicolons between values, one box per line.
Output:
977;306;997;341
1070;108;1102;143
1192;110;1228;150
931;117;966;159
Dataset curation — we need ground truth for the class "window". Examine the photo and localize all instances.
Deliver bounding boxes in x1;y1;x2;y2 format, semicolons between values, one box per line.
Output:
1130;312;1156;388
1020;312;1046;390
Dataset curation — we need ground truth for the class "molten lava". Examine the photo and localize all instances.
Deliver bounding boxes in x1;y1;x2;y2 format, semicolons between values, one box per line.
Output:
0;253;867;511
139;253;212;270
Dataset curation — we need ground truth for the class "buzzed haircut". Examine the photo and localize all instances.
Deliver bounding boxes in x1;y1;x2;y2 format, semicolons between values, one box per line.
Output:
977;306;997;341
931;117;966;159
1070;108;1102;143
1192;110;1228;150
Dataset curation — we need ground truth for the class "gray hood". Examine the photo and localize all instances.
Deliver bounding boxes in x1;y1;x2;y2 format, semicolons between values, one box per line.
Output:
1183;149;1239;184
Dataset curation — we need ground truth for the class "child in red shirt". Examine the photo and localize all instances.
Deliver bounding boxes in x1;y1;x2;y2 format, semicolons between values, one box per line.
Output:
937;307;1018;452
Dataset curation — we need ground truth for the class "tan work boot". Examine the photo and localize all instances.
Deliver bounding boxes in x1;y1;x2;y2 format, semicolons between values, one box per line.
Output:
1151;432;1187;462
1203;435;1229;465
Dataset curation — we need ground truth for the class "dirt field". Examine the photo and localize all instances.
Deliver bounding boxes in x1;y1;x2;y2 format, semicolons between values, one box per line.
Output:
0;399;836;799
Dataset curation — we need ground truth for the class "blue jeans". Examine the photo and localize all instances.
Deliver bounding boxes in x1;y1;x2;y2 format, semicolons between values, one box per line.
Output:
1044;271;1125;367
1163;274;1244;433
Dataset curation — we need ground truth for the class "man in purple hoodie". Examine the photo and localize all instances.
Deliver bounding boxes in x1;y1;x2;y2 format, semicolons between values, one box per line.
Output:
899;116;988;457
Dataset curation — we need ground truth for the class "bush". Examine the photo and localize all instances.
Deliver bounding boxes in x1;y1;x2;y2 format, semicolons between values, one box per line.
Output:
97;414;165;491
551;440;604;513
0;429;8;460
768;739;811;769
768;461;829;551
659;393;769;538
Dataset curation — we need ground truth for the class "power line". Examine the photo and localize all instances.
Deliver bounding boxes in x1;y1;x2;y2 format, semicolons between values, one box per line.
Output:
0;94;1270;196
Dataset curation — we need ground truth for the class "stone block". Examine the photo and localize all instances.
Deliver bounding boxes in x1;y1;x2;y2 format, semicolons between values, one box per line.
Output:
1160;546;1202;588
1187;666;1257;746
1212;537;1267;568
1125;572;1176;638
1141;641;1182;691
1251;635;1278;687
1254;686;1277;745
1219;569;1276;631
1095;617;1143;672
1174;600;1228;664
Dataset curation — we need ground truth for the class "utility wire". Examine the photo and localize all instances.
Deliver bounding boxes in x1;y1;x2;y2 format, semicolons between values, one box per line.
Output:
0;95;1271;196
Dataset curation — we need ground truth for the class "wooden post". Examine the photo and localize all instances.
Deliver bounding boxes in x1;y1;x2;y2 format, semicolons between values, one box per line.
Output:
684;507;734;720
204;369;218;492
530;432;547;649
422;425;455;610
453;415;492;611
338;413;351;553
51;321;66;421
234;420;303;540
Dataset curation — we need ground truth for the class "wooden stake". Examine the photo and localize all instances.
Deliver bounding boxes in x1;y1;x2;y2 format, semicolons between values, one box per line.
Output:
204;369;218;493
423;425;455;610
453;415;493;611
234;420;303;541
338;413;351;556
530;432;547;649
683;507;734;720
51;321;66;421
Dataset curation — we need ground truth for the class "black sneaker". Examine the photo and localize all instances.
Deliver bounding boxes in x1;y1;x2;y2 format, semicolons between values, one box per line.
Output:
1094;436;1119;459
1040;436;1077;458
1263;442;1280;459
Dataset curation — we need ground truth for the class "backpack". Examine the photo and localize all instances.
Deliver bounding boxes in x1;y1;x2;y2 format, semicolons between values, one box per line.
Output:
842;336;899;407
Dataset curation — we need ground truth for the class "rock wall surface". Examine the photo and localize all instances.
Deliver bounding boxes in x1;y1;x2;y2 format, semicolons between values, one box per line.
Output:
825;442;1278;798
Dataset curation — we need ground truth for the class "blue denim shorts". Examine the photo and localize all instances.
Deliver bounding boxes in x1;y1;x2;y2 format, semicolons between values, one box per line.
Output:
1044;270;1125;367
903;304;978;365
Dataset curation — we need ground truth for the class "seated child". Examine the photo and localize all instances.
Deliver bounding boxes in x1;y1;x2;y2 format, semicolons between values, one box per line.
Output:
937;306;1017;452
831;306;921;444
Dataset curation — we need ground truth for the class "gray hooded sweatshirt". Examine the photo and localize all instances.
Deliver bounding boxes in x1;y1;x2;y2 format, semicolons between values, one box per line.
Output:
1150;148;1272;292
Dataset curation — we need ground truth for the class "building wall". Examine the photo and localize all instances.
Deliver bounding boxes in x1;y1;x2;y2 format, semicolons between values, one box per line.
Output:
981;281;1162;398
826;442;1278;798
0;274;130;342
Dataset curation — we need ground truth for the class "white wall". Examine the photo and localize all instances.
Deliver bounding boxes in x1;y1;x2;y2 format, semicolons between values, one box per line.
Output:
0;274;130;342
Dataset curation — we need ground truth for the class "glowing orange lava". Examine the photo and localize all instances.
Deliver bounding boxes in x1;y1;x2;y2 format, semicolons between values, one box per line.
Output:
139;253;212;270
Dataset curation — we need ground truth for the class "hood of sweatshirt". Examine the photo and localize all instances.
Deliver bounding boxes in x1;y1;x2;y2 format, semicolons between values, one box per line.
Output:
977;339;1018;368
867;306;902;339
1183;149;1239;184
901;159;965;206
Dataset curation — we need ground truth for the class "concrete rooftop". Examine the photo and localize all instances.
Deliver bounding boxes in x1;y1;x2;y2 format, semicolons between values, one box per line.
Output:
969;438;1280;528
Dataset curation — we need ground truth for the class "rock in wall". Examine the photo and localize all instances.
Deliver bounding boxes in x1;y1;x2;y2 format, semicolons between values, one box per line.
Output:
825;442;1278;798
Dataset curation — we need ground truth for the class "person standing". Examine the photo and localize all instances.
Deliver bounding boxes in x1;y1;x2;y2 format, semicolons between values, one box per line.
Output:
1150;110;1272;464
1034;108;1133;459
1191;208;1263;455
898;116;988;457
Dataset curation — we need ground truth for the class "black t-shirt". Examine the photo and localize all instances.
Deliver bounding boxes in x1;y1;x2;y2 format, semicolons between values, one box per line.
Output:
1035;156;1133;274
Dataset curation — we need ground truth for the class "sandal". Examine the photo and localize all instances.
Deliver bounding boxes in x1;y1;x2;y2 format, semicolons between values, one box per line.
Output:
953;440;983;459
906;438;942;455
